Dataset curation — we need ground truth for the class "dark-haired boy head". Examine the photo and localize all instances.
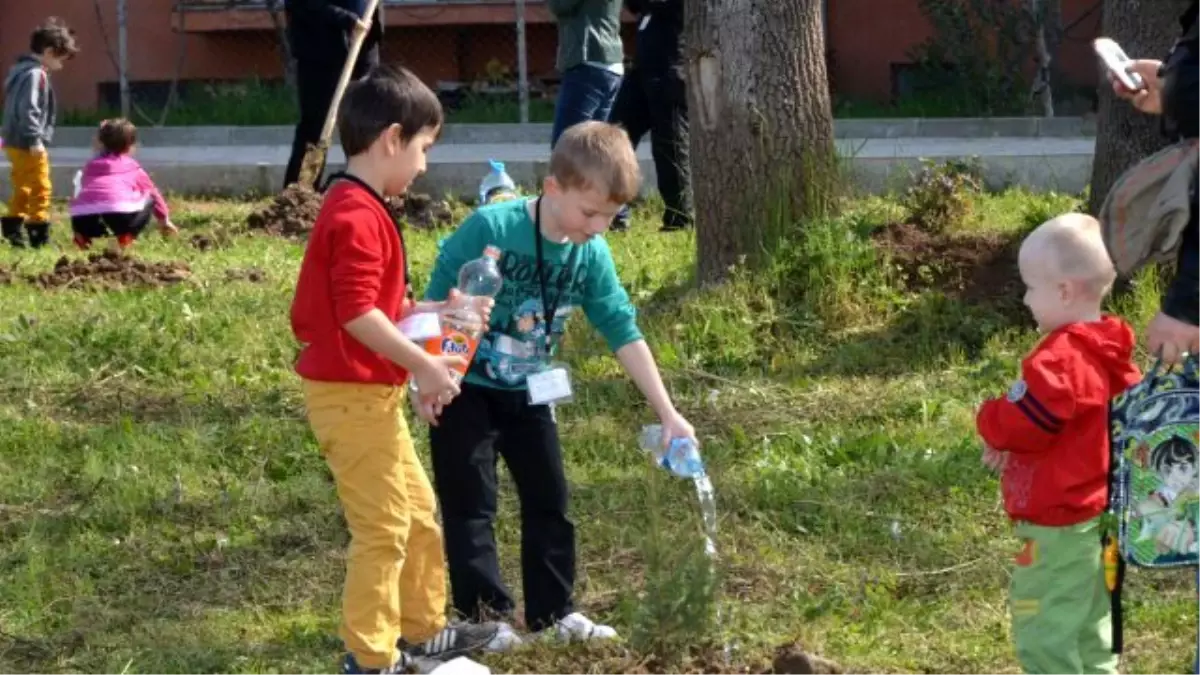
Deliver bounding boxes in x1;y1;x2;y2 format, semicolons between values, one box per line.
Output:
337;64;443;198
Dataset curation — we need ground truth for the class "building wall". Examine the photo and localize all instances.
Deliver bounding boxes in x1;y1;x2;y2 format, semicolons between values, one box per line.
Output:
826;0;1104;100
2;0;1104;113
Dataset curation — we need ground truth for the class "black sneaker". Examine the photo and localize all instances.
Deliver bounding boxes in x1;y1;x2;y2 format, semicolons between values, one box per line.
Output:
1;217;25;248
25;221;50;248
398;622;501;661
342;652;411;674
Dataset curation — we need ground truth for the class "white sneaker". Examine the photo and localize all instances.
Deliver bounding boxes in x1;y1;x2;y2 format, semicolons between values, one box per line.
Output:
548;612;619;643
484;622;524;653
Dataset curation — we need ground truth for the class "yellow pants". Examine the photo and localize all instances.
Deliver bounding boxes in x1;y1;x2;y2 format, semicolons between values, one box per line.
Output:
5;147;51;222
302;380;447;669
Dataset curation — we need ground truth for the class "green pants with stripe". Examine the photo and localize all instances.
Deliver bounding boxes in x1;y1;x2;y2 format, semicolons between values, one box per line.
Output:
1010;517;1117;674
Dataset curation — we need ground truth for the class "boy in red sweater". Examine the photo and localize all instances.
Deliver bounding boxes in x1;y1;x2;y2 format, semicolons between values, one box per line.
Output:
976;213;1141;674
290;65;500;674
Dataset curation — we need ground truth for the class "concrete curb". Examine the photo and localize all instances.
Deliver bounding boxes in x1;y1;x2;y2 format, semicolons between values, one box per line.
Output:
45;116;1097;148
0;137;1096;200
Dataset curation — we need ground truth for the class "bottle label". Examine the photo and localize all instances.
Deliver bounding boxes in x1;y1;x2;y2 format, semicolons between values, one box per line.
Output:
442;331;473;357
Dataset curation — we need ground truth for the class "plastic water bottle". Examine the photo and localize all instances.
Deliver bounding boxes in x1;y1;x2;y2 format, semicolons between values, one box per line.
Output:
72;170;83;198
478;159;517;206
639;424;705;478
422;245;505;384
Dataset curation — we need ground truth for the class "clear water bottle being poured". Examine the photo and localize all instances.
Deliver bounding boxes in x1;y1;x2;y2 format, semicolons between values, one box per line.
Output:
639;424;706;479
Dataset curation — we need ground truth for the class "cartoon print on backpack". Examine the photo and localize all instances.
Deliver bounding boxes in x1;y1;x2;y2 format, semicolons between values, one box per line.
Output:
1131;434;1200;558
1110;356;1200;568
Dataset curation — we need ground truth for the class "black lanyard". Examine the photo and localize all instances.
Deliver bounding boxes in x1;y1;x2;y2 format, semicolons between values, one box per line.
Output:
533;197;577;358
323;171;412;300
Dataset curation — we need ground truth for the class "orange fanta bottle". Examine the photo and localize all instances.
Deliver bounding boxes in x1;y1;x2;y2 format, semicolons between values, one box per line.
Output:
424;245;504;383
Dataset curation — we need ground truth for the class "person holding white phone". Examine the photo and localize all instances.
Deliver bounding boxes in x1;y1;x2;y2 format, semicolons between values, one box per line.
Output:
1108;2;1198;368
1108;6;1197;675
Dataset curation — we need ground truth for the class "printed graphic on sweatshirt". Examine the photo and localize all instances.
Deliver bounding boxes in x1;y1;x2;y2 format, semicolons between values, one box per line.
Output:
473;250;588;386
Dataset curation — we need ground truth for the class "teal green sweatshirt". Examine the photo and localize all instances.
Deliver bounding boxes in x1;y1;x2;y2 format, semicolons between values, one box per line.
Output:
424;198;642;390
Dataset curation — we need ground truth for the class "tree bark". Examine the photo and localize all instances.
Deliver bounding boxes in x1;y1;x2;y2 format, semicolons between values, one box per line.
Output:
1088;0;1190;214
1030;0;1062;116
684;0;836;285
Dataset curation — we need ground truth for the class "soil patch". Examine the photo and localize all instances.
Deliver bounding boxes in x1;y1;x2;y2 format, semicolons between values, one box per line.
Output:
394;193;454;230
873;222;1024;311
477;638;844;667
247;184;453;237
224;266;267;283
246;183;324;237
27;251;191;290
189;231;234;252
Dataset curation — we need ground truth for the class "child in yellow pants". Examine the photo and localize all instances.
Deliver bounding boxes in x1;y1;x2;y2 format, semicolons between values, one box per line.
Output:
1;17;77;249
289;65;501;674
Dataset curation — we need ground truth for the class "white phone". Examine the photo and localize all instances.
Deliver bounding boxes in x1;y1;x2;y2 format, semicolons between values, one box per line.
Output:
1094;38;1145;91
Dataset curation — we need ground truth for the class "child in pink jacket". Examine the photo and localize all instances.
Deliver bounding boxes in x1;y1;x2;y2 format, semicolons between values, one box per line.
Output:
69;118;177;251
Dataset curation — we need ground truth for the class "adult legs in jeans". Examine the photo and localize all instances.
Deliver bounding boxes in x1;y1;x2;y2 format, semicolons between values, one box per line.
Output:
431;385;576;631
608;66;693;231
551;64;623;148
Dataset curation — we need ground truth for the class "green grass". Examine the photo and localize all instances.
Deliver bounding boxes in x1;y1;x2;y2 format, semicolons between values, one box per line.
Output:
60;82;559;127
0;190;1194;674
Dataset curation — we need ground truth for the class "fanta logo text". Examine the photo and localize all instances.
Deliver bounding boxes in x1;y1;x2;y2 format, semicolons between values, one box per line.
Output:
442;333;471;355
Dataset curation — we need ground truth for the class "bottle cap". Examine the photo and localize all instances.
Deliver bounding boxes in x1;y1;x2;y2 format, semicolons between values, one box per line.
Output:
483;245;502;260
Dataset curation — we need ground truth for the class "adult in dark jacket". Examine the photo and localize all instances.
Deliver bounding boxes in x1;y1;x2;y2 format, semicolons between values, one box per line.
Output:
283;0;383;190
608;0;693;232
1115;18;1198;675
1113;1;1198;366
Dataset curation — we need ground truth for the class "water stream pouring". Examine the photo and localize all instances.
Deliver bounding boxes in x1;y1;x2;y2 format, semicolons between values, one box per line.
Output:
638;425;730;662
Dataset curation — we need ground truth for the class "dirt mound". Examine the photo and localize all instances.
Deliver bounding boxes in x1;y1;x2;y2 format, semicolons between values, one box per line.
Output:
28;251;191;290
246;183;324;237
248;183;453;238
484;638;844;667
190;231;234;252
394;193;454;229
224;266;267;283
873;222;1023;309
771;643;843;674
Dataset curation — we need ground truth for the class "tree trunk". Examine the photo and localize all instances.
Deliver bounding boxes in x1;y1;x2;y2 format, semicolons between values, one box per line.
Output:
1030;0;1063;116
684;0;836;285
1088;0;1190;214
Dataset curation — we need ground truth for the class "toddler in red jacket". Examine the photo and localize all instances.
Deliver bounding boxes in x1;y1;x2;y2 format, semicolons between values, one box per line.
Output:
976;213;1141;674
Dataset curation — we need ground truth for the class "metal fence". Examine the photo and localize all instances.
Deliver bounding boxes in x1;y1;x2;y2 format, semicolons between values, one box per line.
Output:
35;0;548;127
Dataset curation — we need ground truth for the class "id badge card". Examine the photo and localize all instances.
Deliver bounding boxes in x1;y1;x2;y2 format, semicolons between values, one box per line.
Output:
527;364;573;406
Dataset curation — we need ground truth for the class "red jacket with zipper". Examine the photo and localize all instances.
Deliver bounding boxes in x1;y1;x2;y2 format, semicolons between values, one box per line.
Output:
976;316;1142;526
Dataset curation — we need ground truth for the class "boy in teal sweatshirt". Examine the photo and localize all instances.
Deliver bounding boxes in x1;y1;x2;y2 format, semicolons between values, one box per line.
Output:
423;121;695;644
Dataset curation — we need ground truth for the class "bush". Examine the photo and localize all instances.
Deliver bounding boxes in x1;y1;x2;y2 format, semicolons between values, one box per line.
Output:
902;157;984;235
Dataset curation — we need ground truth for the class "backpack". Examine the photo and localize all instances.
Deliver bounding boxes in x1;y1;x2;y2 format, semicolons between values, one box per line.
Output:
1109;355;1199;569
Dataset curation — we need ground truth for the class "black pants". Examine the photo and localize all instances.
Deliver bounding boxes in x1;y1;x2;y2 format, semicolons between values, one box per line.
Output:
430;383;575;631
283;47;379;190
608;65;693;230
71;201;153;242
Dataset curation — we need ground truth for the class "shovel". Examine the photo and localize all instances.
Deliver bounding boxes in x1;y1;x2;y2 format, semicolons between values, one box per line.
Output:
296;0;383;188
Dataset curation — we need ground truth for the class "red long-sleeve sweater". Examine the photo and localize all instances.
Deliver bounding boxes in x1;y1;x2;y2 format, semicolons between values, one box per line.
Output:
976;316;1142;526
291;178;411;385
